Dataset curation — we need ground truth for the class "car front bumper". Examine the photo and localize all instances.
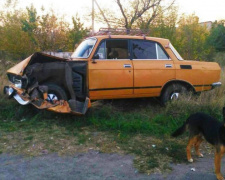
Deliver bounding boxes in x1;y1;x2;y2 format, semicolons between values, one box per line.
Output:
3;85;91;115
3;86;30;105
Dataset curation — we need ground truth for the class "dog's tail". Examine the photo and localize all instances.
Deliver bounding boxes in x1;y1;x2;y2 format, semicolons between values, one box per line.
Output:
171;122;187;137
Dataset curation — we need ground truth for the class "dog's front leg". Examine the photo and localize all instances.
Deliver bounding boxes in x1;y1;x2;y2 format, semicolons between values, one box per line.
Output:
215;149;224;180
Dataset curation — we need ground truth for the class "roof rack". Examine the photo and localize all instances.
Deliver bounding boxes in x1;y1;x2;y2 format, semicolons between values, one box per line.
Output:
96;28;150;36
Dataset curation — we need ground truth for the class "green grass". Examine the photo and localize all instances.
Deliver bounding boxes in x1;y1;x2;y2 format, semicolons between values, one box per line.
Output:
0;96;218;173
0;61;224;174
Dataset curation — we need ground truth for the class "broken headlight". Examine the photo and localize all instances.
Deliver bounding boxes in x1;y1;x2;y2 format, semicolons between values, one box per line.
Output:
7;73;28;89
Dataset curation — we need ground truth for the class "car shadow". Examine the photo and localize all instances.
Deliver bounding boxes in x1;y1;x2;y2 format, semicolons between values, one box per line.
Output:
91;97;162;113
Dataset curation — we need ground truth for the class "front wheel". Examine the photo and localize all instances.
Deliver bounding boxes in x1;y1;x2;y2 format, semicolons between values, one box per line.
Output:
44;83;68;103
160;83;188;106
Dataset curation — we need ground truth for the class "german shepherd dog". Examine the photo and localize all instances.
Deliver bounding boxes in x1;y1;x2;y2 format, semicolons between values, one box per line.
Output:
172;108;225;180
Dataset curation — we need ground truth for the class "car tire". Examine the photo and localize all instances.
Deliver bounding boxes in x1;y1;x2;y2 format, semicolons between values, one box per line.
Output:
160;83;187;106
44;83;68;103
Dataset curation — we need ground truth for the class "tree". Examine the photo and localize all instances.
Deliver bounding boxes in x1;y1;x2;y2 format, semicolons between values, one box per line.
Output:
140;6;178;42
36;9;70;51
21;5;39;46
0;6;38;59
207;20;225;52
175;14;211;60
95;0;175;29
0;2;72;59
67;15;88;51
21;5;70;52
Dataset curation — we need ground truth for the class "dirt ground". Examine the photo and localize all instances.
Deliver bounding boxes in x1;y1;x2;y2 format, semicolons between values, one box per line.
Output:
1;150;225;180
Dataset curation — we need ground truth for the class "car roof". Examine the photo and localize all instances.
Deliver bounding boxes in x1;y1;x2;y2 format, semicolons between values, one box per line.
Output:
90;35;170;45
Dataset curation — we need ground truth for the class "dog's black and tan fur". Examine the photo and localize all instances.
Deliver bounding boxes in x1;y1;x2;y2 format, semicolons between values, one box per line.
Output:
172;108;225;180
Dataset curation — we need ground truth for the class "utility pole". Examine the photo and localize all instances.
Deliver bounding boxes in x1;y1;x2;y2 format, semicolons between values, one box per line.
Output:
92;0;111;35
94;0;111;28
92;0;95;35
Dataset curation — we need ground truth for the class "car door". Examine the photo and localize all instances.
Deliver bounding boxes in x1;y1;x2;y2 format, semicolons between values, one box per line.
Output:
131;39;175;96
88;39;134;99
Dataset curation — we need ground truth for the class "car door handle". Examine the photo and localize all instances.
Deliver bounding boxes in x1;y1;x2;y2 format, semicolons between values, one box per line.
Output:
165;64;172;68
124;64;132;68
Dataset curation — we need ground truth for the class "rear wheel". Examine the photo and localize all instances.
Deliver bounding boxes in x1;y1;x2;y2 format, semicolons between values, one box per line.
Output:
160;83;187;105
44;83;68;103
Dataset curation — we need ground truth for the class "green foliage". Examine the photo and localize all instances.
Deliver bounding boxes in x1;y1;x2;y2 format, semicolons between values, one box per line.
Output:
0;9;38;59
140;8;214;61
0;0;224;62
21;5;39;46
145;6;178;43
68;15;88;51
207;21;225;52
175;14;212;60
212;52;225;66
36;9;70;51
0;2;87;60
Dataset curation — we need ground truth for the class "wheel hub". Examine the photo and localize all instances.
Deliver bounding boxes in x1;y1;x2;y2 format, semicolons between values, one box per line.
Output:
47;93;58;103
170;92;179;100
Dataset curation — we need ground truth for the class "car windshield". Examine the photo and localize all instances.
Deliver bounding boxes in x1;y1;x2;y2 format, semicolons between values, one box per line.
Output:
169;43;183;60
71;38;97;58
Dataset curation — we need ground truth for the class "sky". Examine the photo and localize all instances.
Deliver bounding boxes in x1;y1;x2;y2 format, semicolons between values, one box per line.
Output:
177;0;225;22
1;0;225;30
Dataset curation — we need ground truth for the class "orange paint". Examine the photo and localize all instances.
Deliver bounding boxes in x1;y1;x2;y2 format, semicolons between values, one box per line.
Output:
5;35;221;114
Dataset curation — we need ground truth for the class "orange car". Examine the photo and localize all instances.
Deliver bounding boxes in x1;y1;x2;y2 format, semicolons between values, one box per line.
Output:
4;35;221;115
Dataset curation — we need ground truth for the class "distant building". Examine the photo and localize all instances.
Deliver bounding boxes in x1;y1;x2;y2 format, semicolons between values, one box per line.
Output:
199;21;213;30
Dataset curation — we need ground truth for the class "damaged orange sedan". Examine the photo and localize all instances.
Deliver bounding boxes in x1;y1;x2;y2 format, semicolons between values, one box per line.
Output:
3;35;221;115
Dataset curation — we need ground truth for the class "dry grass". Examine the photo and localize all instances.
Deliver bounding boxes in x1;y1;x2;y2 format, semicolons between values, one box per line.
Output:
166;68;225;121
213;52;225;67
0;59;225;174
0;60;15;98
0;126;125;156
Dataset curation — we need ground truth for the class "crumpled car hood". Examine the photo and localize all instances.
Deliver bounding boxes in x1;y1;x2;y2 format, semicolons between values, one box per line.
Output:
6;52;90;115
7;55;32;76
7;52;69;76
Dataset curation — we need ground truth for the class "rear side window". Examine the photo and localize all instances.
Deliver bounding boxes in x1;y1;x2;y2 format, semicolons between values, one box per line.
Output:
157;44;169;59
132;40;169;60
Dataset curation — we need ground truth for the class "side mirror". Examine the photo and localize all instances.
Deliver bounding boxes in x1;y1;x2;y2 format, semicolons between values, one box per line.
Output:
92;54;99;63
93;54;99;59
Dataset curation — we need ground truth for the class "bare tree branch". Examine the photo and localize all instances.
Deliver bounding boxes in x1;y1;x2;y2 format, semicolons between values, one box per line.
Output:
94;0;111;28
162;0;175;11
116;0;129;28
94;0;176;30
145;0;175;26
116;0;172;29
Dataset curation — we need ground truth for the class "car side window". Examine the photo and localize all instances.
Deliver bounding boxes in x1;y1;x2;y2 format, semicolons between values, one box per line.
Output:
95;41;106;59
94;39;129;59
132;40;156;59
132;40;169;60
157;43;169;59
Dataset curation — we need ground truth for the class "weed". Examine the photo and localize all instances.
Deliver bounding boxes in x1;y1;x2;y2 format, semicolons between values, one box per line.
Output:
77;134;88;145
0;60;224;174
